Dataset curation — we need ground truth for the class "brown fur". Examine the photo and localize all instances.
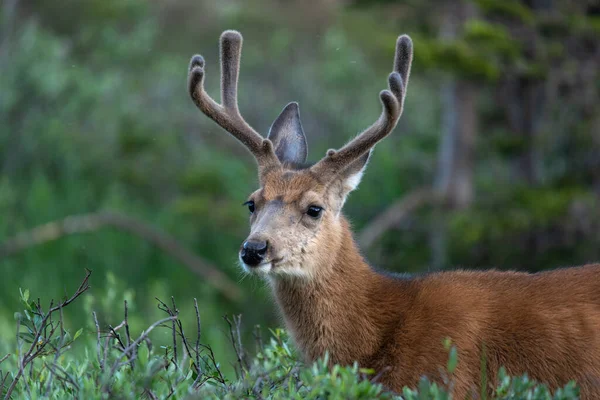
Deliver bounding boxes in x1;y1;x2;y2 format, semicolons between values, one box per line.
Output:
245;168;600;398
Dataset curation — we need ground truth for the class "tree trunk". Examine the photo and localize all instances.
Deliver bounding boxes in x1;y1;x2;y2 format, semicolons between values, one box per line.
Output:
436;80;477;208
430;1;479;270
501;76;544;185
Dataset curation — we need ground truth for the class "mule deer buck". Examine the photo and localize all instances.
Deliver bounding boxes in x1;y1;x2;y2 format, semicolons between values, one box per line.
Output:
188;30;600;398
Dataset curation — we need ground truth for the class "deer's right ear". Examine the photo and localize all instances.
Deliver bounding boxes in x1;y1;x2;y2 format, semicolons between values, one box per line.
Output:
268;102;308;165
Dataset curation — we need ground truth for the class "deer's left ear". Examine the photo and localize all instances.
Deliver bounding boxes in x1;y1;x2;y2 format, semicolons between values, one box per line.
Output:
268;102;308;165
338;150;371;193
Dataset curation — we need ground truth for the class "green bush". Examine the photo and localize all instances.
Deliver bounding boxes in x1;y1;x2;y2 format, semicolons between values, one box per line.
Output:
0;278;580;399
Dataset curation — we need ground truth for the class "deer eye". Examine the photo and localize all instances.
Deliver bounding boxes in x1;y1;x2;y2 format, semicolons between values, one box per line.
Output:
306;205;323;218
243;200;255;214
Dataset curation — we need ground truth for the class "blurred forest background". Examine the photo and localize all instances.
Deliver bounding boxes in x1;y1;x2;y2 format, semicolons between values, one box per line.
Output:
1;0;599;373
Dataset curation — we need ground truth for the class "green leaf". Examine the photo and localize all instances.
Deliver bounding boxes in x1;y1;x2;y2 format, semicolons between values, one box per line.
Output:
21;288;30;303
447;346;458;374
18;332;36;343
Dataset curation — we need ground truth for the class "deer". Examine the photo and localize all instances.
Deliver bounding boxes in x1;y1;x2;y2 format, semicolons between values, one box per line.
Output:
187;30;600;398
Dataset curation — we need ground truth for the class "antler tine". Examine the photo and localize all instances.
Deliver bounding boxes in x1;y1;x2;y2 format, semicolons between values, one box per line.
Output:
394;34;413;109
188;31;279;168
310;35;413;182
220;30;242;111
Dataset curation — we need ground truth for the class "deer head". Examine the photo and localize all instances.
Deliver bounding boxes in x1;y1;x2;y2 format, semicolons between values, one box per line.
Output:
188;30;412;280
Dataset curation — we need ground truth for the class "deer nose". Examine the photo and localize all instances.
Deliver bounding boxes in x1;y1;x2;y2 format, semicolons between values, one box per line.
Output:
240;240;268;267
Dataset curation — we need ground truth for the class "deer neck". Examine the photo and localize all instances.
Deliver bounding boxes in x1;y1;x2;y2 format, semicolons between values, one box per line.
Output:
270;216;397;365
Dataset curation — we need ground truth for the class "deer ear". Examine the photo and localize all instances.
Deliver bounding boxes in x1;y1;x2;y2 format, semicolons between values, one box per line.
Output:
339;150;371;193
268;102;308;165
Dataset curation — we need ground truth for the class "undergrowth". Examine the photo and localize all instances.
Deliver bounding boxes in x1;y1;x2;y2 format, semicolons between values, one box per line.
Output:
0;271;580;399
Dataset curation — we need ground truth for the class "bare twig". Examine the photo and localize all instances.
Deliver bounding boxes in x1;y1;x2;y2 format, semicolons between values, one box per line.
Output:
199;342;227;386
14;318;29;397
369;365;392;384
0;211;242;301
155;298;198;373
0;371;8;396
107;316;178;381
124;301;131;349
44;362;80;393
358;187;441;249
224;314;248;378
155;298;178;367
13;319;21;379
44;303;67;396
0;354;9;366
170;298;178;366
93;297;229;394
234;315;247;371
173;312;195;372
98;306;139;372
253;325;264;355
144;389;159;400
124;300;134;369
102;328;111;376
4;270;92;400
92;311;104;373
108;326;126;352
193;298;202;377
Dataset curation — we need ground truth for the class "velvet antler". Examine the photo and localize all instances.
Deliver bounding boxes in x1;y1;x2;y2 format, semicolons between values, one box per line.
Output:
310;35;413;182
188;31;280;171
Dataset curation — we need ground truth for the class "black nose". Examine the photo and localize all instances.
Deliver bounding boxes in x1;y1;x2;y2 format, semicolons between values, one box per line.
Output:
241;240;268;267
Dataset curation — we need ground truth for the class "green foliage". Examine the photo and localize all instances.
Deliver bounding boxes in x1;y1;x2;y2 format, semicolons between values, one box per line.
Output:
0;283;582;399
1;1;599;397
474;0;536;24
415;35;502;81
495;368;579;400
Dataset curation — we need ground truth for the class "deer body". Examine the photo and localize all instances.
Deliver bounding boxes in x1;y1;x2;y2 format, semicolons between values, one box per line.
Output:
188;30;600;397
273;216;600;397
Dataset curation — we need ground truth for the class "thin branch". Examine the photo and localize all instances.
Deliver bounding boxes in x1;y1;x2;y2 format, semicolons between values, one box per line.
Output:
224;314;247;377
108;326;126;352
4;270;91;400
174;317;195;369
253;325;264;355
0;371;8;396
198;342;227;386
358;187;441;249
124;301;131;349
44;303;66;396
170;298;178;366
193;298;202;377
234;315;248;371
14;318;26;397
107;316;178;380
124;300;134;369
369;365;392;384
44;362;80;392
155;297;196;373
0;211;242;301
93;311;104;373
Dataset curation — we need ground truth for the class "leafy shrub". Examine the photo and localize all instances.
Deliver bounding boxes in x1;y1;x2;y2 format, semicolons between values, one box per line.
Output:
0;275;580;399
